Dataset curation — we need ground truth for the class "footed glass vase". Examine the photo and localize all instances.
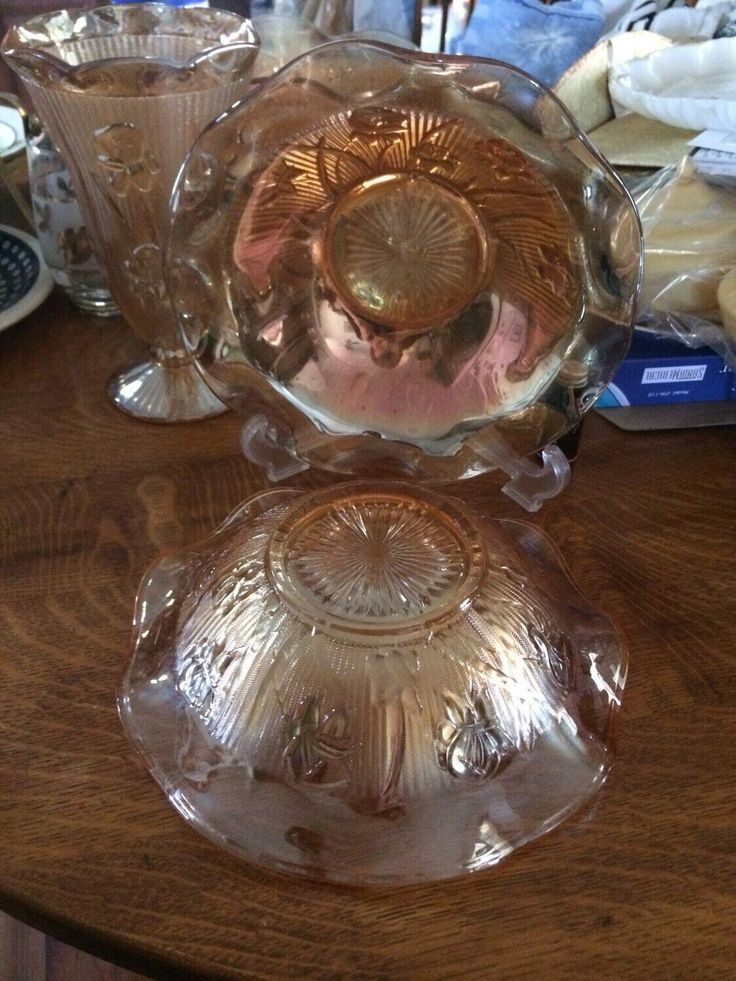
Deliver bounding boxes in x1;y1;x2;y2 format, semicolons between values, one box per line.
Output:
2;4;259;421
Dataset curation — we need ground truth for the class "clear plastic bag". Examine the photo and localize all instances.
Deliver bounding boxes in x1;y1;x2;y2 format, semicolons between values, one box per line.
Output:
636;309;736;369
630;157;736;367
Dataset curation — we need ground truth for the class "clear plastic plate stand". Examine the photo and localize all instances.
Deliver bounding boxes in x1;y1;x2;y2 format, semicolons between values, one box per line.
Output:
240;411;570;511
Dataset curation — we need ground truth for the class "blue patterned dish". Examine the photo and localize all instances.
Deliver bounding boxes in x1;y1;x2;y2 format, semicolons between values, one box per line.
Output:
0;224;54;330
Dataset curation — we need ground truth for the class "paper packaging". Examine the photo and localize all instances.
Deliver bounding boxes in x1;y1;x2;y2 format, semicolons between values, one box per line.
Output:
598;329;735;407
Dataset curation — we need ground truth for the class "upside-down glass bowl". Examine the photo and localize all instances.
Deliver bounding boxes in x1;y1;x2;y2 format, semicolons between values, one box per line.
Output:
119;42;641;884
120;481;627;884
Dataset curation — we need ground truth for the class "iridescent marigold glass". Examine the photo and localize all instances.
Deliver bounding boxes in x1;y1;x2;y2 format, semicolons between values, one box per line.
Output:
119;42;641;883
166;39;641;476
120;481;628;884
2;4;259;421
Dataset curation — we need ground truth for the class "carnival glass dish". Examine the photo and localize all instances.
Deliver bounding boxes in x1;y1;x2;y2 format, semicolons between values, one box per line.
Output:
120;43;641;883
2;4;259;420
120;481;627;884
167;39;641;479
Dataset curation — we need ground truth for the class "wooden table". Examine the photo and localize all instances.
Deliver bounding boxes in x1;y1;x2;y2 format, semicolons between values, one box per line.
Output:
1;292;735;980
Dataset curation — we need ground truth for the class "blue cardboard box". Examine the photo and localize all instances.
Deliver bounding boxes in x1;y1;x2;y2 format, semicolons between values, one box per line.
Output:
598;329;735;407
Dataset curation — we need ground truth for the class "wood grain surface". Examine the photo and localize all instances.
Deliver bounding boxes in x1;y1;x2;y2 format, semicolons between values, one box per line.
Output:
1;292;735;980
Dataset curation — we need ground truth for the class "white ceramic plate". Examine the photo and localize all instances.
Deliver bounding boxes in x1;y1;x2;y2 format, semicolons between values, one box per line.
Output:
0;223;54;332
0;105;25;160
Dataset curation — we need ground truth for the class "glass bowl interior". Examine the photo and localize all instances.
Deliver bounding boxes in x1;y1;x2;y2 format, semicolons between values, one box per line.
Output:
166;39;642;480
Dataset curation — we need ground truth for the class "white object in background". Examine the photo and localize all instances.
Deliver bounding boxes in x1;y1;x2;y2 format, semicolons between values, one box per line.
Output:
646;0;736;40
0;105;24;160
553;30;672;132
609;37;736;129
0;121;16;153
689;129;736;152
606;0;736;40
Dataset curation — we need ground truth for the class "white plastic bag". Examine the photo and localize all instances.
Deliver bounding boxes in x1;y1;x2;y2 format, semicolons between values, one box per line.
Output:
609;37;736;128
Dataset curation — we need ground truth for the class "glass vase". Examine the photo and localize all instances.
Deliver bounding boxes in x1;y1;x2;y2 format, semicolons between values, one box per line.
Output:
2;4;259;420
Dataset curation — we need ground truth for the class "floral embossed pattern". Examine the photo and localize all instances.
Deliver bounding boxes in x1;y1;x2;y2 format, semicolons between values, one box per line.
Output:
234;105;581;376
283;698;350;786
95;123;161;198
123;243;166;305
436;689;505;780
120;481;629;883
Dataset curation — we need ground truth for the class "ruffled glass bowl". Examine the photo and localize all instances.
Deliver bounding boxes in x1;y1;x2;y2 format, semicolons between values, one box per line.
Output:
166;39;641;480
120;481;627;884
118;42;641;883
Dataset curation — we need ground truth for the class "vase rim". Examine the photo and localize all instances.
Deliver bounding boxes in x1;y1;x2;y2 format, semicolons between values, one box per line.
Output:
1;3;259;94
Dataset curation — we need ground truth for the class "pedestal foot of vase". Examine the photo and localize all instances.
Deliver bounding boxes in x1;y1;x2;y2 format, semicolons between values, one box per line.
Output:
108;359;228;423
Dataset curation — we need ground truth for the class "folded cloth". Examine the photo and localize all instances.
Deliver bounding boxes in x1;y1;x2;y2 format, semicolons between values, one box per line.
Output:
448;0;605;88
603;0;736;38
604;0;684;34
